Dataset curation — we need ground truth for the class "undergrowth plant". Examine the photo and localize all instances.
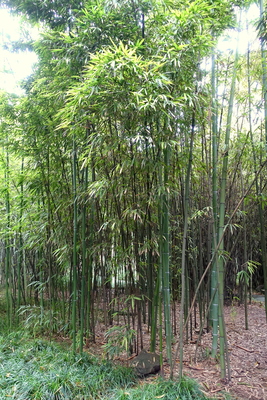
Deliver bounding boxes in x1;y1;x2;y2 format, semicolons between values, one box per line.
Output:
109;378;220;400
103;325;136;360
0;332;136;400
0;332;232;400
18;305;67;337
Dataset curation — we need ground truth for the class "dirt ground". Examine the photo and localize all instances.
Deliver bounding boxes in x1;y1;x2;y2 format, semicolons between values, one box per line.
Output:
181;301;267;400
87;300;267;400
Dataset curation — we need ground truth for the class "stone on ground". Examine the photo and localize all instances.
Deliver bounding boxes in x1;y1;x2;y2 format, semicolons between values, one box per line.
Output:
131;350;160;376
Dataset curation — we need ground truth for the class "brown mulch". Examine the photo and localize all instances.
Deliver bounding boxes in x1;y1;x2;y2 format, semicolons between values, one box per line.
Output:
181;302;267;400
86;300;266;400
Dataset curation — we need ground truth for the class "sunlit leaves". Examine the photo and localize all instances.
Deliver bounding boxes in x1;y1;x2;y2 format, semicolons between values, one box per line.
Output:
2;0;85;29
59;40;180;135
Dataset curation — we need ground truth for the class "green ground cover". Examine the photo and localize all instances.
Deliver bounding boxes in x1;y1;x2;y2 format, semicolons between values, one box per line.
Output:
0;332;225;400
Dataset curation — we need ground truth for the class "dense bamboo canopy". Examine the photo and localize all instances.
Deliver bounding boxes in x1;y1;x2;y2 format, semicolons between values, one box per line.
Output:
0;0;266;379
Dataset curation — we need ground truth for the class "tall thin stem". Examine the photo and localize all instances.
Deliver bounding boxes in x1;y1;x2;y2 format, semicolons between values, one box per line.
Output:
178;111;195;380
259;0;267;318
72;133;78;355
162;144;172;369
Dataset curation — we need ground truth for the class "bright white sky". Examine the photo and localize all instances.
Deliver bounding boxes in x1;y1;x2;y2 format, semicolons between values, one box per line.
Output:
0;8;38;95
0;4;261;96
217;3;260;53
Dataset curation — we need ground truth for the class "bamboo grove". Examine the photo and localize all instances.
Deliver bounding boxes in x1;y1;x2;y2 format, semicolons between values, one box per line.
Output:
0;0;266;379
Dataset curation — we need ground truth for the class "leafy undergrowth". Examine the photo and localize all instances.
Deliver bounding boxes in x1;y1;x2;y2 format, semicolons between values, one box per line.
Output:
0;332;222;400
110;378;220;400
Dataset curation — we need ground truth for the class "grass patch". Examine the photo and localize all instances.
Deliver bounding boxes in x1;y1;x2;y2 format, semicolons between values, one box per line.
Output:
109;378;215;400
0;333;135;399
0;332;227;400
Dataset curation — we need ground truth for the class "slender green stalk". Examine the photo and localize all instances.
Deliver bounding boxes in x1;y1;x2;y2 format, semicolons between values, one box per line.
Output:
259;0;267;318
210;48;219;358
180;160;267;338
72;133;78;354
17;157;24;324
87;151;96;342
240;166;248;330
151;147;164;352
159;291;163;376
178;112;195;380
217;20;240;379
162;144;172;369
80;163;88;353
150;267;160;352
5;136;11;329
245;19;254;330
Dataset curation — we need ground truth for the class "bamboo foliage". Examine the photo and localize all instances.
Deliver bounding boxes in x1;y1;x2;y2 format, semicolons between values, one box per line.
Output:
0;0;267;381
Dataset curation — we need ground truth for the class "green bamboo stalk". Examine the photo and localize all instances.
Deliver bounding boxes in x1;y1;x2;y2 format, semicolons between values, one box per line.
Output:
245;21;254;330
72;133;78;355
240;166;248;330
259;0;267;318
147;208;153;331
150;267;160;352
162;144;172;370
211;48;219;358
5;137;11;329
177;160;267;355
80;162;88;354
217;22;240;379
17;157;24;324
151;152;164;352
156;182;163;372
146;138;154;331
178;112;195;380
159;289;163;376
86;151;95;342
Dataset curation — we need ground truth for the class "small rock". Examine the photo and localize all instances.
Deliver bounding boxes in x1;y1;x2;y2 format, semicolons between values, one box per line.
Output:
131;350;160;377
256;285;265;293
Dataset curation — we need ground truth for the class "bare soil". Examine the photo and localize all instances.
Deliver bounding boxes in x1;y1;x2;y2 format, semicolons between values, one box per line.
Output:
182;302;267;400
86;300;267;400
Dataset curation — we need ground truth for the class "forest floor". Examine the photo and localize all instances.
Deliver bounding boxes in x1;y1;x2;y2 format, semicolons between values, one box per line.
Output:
181;300;267;400
86;299;267;400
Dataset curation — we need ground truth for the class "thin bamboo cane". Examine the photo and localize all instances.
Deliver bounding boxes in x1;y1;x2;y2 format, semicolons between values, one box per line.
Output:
72;133;78;355
162;144;172;369
259;0;267;318
210;48;219;358
178;111;195;380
